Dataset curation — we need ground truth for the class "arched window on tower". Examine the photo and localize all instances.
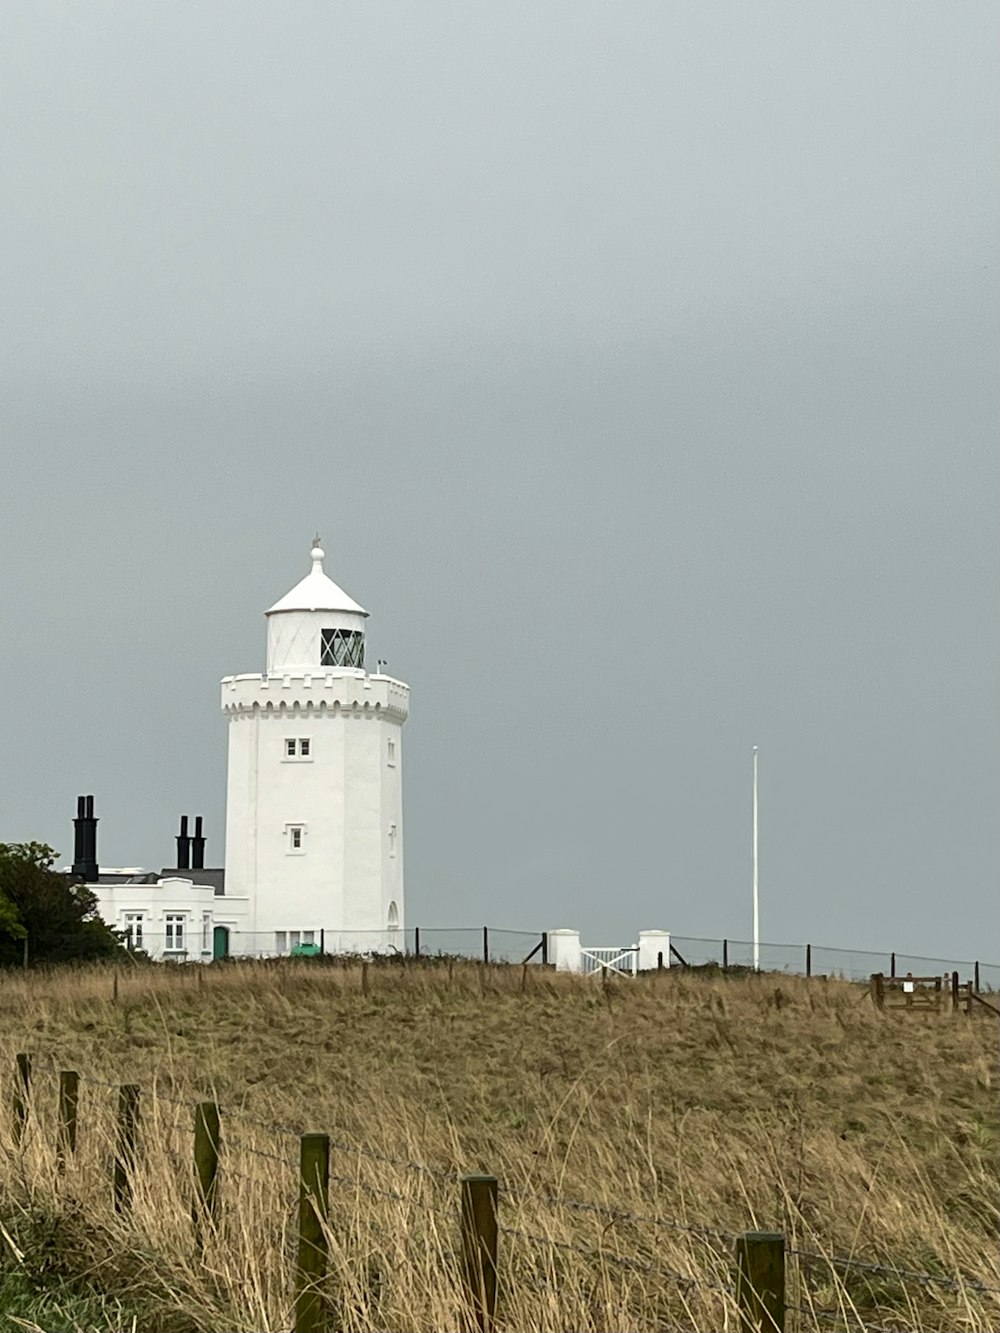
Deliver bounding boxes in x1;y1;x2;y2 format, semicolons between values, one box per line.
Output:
387;901;399;931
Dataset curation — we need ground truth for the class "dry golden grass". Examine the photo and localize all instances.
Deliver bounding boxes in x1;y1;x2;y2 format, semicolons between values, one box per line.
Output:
0;958;997;1332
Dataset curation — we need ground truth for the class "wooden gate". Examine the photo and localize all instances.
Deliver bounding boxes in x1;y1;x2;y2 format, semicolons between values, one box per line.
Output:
580;946;638;979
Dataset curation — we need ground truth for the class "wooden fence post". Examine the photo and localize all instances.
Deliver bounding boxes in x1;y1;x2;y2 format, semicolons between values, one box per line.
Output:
193;1102;221;1241
461;1174;498;1333
722;938;728;970
541;931;548;966
951;971;960;1011
974;960;980;992
414;926;421;959
482;927;490;966
294;1133;330;1333
805;944;811;978
869;973;884;1009
319;928;325;957
114;1084;141;1213
13;1053;31;1148
890;952;896;978
57;1070;79;1171
735;1230;784;1332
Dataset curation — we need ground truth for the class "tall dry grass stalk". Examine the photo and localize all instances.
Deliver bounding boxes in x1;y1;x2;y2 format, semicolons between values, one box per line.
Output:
0;959;997;1331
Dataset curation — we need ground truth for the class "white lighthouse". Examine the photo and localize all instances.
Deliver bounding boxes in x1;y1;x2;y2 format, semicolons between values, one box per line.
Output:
221;540;408;954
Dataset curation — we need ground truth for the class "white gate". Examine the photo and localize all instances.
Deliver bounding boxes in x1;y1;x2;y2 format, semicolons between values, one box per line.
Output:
580;946;639;979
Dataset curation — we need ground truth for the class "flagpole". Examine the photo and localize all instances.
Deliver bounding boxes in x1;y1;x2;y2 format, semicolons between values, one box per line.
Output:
752;745;760;971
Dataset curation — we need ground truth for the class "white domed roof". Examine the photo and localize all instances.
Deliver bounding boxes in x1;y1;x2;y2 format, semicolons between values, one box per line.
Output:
265;541;368;618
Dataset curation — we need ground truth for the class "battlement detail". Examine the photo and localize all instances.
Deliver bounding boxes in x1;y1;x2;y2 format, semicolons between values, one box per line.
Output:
221;672;409;722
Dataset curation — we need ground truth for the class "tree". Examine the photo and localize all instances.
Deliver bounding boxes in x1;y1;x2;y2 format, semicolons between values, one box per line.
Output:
0;843;125;967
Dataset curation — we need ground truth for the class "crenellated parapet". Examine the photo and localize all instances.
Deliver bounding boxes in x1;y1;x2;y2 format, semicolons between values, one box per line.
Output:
221;671;409;722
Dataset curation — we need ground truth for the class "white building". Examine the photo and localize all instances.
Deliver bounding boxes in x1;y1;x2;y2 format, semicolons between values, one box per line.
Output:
81;540;408;961
90;873;223;961
221;539;409;955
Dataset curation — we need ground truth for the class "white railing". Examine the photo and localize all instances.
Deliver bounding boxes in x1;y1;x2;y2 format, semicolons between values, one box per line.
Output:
579;946;639;979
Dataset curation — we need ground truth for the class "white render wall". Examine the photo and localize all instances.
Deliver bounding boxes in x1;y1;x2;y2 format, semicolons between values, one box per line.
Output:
266;606;367;675
221;671;407;939
637;930;671;971
89;877;244;962
547;929;672;974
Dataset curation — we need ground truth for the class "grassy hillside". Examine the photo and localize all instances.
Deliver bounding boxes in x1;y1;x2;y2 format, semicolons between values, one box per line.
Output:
0;959;996;1332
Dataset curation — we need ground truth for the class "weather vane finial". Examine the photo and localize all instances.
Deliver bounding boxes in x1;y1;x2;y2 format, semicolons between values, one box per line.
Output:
311;533;322;549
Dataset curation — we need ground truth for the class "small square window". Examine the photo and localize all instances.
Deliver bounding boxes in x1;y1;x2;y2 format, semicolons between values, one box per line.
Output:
299;738;310;757
302;930;315;944
387;739;396;764
285;739;296;757
287;824;306;853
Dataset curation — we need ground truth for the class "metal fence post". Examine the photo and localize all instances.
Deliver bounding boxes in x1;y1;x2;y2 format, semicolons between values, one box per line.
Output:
974;960;980;992
890;951;896;978
295;1134;330;1333
541;930;548;966
461;1174;498;1333
722;938;728;970
735;1230;784;1331
483;926;490;965
415;926;421;959
805;943;811;978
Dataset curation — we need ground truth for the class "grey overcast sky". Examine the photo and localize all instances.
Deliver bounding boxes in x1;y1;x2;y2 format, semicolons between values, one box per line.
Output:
2;3;997;962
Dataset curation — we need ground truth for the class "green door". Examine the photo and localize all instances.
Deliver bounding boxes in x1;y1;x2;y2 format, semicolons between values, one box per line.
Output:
212;926;230;961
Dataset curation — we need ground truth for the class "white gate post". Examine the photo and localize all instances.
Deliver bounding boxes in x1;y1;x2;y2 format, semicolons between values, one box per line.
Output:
547;929;582;973
638;930;671;972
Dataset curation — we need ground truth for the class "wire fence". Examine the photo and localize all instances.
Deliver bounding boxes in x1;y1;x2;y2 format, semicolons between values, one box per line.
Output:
112;922;1000;995
668;935;1000;990
119;925;546;966
5;1052;998;1332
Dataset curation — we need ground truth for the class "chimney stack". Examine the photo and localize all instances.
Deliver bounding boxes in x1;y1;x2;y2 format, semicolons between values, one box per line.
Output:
72;795;86;870
72;794;99;882
191;816;206;871
176;815;191;871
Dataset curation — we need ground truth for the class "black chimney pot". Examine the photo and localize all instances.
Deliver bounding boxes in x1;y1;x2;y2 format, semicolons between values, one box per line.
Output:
176;815;191;871
72;796;86;870
191;815;206;871
72;794;99;882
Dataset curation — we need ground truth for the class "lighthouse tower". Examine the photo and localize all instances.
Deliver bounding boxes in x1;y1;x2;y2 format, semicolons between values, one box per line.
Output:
221;540;408;952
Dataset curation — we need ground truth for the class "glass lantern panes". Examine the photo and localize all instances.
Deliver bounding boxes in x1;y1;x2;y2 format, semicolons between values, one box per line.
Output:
320;628;365;669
